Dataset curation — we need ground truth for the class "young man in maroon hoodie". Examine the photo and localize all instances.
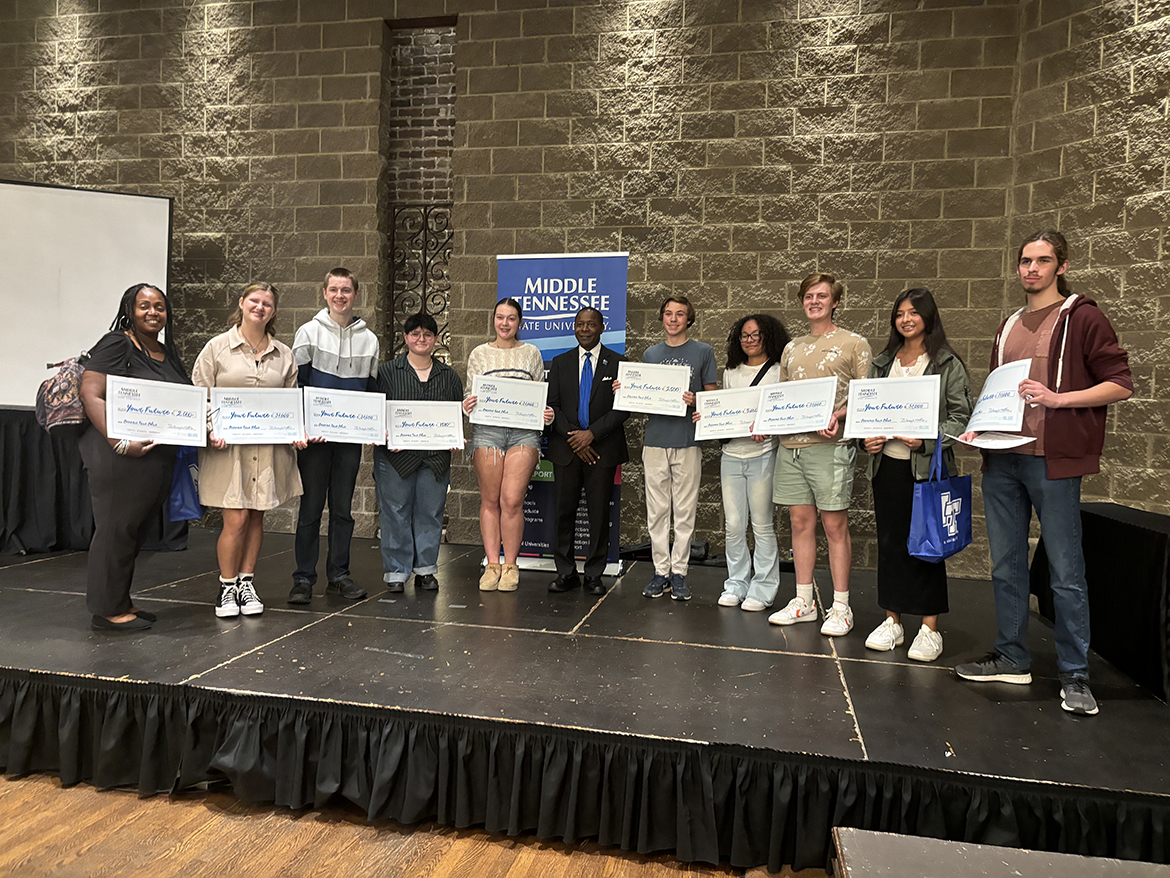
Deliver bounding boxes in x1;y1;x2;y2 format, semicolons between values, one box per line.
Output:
956;230;1132;716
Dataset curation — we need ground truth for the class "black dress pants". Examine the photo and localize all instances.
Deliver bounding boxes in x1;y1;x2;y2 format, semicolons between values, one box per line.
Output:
79;426;175;617
552;457;618;579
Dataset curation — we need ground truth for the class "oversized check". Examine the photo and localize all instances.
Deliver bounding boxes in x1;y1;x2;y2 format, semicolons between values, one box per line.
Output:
694;385;769;440
105;376;207;446
303;387;385;444
613;361;690;416
843;375;941;440
469;375;548;431
754;377;837;436
211;387;304;444
965;359;1031;433
388;401;465;450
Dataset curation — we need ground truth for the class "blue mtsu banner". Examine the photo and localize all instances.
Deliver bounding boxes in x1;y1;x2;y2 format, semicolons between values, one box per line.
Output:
496;252;628;569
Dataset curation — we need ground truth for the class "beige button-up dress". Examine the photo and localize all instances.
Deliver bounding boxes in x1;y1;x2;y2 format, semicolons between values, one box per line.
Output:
192;326;304;510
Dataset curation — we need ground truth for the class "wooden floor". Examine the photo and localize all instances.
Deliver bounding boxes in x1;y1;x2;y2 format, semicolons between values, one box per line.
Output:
0;774;826;877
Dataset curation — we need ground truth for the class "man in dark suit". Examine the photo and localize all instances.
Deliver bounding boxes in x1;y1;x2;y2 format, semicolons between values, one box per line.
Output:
546;307;630;595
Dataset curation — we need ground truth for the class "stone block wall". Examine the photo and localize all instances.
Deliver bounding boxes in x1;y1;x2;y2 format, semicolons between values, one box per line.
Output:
1;0;1167;576
444;0;1027;578
1012;0;1170;512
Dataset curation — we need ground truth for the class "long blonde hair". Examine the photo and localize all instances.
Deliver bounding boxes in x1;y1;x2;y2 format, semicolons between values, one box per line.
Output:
228;282;279;336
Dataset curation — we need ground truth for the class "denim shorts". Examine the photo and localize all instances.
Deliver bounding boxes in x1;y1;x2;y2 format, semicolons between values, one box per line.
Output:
772;442;857;511
469;424;542;453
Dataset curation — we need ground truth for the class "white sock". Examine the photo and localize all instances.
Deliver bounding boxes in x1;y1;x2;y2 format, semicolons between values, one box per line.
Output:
796;583;814;605
238;573;254;584
833;589;850;609
219;576;237;587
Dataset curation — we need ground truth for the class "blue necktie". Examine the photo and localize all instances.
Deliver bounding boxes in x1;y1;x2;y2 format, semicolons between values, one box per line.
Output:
578;351;593;429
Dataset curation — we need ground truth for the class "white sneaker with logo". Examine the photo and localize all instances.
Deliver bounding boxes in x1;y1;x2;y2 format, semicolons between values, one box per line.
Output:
768;597;818;626
819;603;854;636
907;625;943;662
864;617;904;651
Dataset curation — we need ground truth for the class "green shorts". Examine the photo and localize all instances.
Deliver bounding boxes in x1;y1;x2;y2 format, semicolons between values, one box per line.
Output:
772;443;857;511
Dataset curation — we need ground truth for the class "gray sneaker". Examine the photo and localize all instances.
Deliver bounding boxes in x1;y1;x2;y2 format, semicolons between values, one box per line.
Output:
1060;677;1099;716
954;651;1032;684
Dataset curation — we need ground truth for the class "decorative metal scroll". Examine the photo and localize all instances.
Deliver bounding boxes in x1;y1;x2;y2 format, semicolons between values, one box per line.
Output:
389;203;453;361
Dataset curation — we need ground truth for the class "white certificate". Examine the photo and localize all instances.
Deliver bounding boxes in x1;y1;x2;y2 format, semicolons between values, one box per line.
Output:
965;359;1031;433
388;401;465;450
694;385;768;440
303;387;385;444
754;377;837;436
105;376;207;446
947;431;1037;450
613;361;690;416
843;375;941;440
211;387;304;444
469;375;548;431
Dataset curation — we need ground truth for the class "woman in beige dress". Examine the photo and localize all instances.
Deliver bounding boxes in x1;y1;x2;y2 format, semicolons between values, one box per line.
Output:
192;283;305;619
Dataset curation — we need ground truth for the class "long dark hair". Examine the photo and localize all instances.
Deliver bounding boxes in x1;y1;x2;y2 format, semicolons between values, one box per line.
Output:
1016;229;1070;296
880;288;965;370
726;314;790;369
111;283;188;378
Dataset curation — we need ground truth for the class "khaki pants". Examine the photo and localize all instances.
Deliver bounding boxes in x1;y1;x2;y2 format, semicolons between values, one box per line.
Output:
642;445;702;576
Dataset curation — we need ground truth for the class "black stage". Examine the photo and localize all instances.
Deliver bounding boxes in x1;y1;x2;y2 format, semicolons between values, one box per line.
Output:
2;530;1169;872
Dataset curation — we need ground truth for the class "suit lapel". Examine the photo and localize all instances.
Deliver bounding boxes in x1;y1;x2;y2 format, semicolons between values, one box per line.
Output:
588;344;609;405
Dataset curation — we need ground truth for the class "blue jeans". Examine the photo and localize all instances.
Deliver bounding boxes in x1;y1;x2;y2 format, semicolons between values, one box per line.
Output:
982;453;1089;679
721;451;781;605
293;441;362;584
373;449;449;584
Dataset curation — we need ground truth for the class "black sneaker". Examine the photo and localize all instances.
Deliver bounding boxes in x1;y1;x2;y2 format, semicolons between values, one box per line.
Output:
385;580;405;594
954;651;1031;684
415;573;439;591
287;581;313;604
669;573;691;601
326;577;367;600
1060;677;1099;715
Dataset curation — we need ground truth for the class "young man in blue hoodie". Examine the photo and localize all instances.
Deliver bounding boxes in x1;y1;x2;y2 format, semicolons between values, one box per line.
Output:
288;268;380;603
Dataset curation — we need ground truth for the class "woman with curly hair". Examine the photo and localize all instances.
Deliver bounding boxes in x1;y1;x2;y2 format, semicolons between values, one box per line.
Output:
714;313;790;611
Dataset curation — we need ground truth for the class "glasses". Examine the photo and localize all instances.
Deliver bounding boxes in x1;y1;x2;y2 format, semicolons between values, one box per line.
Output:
406;331;436;341
739;332;761;342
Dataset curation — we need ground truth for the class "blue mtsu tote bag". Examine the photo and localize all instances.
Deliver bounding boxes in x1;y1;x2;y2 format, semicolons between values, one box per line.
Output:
907;434;972;562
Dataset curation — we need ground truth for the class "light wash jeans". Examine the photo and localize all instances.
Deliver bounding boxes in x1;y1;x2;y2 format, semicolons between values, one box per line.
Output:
720;451;780;606
373;449;449;584
982;453;1089;679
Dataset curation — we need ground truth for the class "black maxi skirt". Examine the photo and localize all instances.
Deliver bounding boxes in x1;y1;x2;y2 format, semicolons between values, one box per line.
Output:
872;455;949;616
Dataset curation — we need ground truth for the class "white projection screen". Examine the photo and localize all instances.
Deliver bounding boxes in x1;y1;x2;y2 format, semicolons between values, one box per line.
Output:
0;180;172;408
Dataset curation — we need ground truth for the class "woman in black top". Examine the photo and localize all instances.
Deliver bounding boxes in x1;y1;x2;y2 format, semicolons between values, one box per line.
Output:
78;283;191;631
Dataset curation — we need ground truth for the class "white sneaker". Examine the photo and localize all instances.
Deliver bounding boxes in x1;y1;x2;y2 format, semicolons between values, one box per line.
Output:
718;592;742;607
236;580;264;615
820;604;854;636
864;617;904;651
741;597;768;612
768;597;818;626
907;625;943;662
215;583;240;618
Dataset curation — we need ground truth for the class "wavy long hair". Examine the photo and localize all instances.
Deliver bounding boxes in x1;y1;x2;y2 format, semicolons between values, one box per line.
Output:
726;314;790;369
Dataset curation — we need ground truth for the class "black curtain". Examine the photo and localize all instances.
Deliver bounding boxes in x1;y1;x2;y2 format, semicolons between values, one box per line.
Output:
2;668;1168;872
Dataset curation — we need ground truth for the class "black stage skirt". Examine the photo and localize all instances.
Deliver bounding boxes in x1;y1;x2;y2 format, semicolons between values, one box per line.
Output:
872;455;949;616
